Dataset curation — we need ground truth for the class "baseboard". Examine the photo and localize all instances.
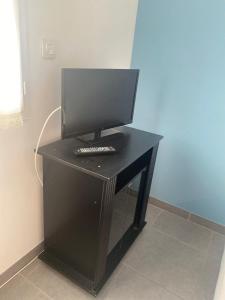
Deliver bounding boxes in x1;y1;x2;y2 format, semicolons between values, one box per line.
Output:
0;242;44;288
150;197;225;235
150;197;189;219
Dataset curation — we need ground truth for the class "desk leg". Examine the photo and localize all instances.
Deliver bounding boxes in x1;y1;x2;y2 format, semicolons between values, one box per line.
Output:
138;144;159;227
94;177;116;287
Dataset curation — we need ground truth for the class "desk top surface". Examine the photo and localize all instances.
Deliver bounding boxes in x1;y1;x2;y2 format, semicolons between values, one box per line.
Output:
38;126;162;180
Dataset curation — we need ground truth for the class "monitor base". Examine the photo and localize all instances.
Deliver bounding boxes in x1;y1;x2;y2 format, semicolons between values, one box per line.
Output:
77;128;125;146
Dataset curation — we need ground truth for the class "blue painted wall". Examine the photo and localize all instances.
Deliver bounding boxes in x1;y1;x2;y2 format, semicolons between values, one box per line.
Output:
132;0;225;225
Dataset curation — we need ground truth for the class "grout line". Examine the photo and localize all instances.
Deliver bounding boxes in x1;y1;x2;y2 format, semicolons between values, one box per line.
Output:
122;262;185;300
127;222;209;297
148;203;164;225
0;256;40;290
150;226;209;255
152;209;163;225
19;274;53;300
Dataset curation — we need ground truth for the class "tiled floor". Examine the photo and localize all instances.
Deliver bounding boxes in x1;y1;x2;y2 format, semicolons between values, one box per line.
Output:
1;204;225;300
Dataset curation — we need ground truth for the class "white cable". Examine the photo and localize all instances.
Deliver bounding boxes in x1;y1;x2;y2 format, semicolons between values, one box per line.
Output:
34;106;61;186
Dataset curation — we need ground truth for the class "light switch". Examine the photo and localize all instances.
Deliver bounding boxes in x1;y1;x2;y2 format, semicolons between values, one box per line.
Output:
41;39;56;59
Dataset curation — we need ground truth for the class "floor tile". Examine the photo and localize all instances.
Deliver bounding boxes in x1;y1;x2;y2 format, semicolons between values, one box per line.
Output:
1;206;223;300
21;259;93;300
0;274;41;300
21;258;124;300
209;232;225;259
124;227;205;300
154;210;212;252
103;264;182;300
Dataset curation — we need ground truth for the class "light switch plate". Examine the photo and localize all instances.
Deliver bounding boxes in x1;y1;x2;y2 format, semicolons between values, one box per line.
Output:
41;39;56;59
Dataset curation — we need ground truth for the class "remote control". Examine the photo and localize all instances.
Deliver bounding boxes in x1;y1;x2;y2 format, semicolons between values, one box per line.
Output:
74;146;117;156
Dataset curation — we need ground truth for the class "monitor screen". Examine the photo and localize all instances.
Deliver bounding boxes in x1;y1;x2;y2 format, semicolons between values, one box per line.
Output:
61;68;139;139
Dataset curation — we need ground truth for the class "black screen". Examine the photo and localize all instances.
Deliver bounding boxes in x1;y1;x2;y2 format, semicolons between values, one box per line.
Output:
61;69;139;138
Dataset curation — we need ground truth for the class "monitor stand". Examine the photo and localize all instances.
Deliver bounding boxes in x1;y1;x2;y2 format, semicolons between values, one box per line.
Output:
77;128;125;146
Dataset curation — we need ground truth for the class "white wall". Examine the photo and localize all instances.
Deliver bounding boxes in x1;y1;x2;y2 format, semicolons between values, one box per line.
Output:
0;0;138;274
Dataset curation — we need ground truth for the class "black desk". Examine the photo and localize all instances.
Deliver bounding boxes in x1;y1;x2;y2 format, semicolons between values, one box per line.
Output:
38;126;162;295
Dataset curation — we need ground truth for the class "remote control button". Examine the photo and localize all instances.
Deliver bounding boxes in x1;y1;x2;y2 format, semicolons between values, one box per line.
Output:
74;146;117;156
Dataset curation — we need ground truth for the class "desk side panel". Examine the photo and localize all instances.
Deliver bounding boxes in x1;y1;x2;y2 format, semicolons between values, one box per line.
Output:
43;158;104;281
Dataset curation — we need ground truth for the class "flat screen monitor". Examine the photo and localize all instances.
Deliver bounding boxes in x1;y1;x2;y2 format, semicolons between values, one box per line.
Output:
61;68;139;139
